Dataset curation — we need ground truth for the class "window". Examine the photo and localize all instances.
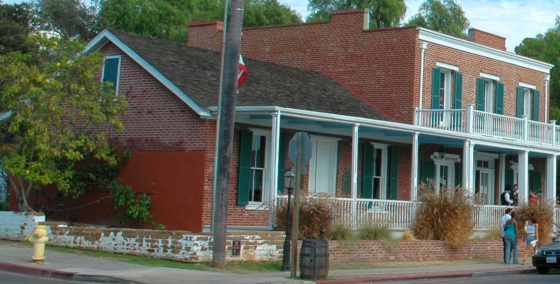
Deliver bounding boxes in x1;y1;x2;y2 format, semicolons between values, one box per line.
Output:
308;135;339;195
362;143;387;199
430;152;460;195
517;85;539;120
476;76;503;114
102;56;121;94
431;66;462;110
237;129;270;207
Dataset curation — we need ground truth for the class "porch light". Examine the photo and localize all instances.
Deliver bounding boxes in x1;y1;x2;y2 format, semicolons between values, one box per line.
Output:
284;169;296;190
281;168;296;272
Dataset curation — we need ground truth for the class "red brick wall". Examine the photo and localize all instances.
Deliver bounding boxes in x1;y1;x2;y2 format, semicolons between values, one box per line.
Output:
188;10;549;124
188;9;418;124
468;28;506;51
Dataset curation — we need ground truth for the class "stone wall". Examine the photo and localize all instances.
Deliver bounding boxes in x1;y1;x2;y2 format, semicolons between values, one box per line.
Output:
1;213;528;263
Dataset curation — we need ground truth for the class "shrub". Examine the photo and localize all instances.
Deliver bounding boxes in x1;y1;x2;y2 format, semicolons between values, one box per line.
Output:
514;201;554;244
480;227;502;240
357;222;393;241
275;193;333;239
400;230;416;240
330;223;354;241
413;180;475;249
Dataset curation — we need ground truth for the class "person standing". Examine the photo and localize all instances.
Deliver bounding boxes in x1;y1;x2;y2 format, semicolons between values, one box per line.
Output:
529;190;539;205
500;208;513;263
512;184;519;206
504;212;519;264
501;186;514;206
522;213;539;265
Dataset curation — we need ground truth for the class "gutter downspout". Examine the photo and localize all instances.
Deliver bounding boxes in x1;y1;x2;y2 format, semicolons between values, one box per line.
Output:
545;75;550;122
419;42;429;111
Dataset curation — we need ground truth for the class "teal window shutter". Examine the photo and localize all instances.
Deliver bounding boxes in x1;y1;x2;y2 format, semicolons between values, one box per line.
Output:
102;57;120;94
530;171;541;194
455;162;462;188
476;78;485;111
421;160;435;185
389;146;398;200
341;171;351;194
505;168;514;189
277;135;286;194
454;72;462;109
431;68;441;109
533;90;540;121
496;82;504;114
237;129;252;205
361;143;373;199
516;87;524;118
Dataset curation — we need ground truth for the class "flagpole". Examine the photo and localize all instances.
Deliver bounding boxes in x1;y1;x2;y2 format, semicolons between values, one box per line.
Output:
212;0;245;269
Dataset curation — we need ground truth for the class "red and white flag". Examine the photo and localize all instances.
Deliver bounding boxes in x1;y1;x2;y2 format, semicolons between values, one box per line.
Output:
237;54;247;91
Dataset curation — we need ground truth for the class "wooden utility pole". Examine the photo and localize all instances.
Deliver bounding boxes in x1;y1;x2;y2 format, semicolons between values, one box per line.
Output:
212;0;245;269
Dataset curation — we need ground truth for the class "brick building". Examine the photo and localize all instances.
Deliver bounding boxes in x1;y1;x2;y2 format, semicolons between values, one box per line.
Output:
22;9;556;232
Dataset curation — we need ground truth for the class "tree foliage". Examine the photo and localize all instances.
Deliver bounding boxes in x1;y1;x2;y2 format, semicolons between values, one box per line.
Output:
99;0;301;43
405;0;469;38
0;36;127;212
307;0;406;29
515;16;560;121
0;2;34;54
34;0;102;41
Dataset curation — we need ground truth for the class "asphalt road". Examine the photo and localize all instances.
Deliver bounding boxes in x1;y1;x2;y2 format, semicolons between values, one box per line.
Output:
0;270;98;283
389;270;560;284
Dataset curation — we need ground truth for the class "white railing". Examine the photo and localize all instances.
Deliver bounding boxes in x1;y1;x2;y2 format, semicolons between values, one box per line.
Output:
414;106;559;146
272;196;526;231
415;108;466;132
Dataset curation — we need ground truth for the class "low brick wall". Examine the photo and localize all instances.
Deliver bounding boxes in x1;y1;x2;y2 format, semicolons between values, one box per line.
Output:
1;212;530;264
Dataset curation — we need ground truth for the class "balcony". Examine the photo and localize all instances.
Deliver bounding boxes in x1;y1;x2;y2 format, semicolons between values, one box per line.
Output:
414;105;558;146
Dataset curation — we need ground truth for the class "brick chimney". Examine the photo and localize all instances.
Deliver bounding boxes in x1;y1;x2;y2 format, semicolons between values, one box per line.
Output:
468;28;506;51
186;20;224;52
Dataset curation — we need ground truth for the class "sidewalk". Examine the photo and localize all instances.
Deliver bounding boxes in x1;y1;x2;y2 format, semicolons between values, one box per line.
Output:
0;241;535;283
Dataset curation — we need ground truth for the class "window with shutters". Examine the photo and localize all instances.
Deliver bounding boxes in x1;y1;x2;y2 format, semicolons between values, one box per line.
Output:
102;56;121;94
237;128;271;208
483;80;497;113
439;69;456;110
516;85;539;121
249;134;266;203
362;143;387;199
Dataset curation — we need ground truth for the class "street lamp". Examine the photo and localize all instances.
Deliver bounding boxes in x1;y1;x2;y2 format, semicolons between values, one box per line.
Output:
281;168;296;271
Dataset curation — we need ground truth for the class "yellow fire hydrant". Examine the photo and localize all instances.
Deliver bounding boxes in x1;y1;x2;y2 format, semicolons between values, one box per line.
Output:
25;225;48;262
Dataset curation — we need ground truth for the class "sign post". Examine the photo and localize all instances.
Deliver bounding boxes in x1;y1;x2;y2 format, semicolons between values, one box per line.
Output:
288;132;311;277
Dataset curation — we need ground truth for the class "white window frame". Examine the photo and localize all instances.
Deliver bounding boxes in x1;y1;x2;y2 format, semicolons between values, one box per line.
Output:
245;128;270;210
369;142;388;199
483;79;497;113
101;56;122;95
431;152;460;194
523;88;533;118
475;152;497;204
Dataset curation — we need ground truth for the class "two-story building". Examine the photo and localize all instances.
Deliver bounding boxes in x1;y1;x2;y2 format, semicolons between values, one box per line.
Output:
34;9;557;232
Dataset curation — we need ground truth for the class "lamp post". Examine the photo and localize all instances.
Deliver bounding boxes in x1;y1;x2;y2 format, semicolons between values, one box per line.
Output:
281;169;296;272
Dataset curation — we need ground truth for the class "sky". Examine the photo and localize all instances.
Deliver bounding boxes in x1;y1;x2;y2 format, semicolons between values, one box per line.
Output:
278;0;560;52
3;0;559;52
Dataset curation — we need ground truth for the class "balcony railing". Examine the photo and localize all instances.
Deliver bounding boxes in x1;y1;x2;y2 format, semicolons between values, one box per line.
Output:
272;196;560;233
415;105;558;146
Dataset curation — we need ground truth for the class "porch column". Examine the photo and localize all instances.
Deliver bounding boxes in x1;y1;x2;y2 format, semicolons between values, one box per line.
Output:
462;140;474;194
269;110;281;202
499;154;506;193
411;132;419;201
518;150;529;204
351;124;360;228
546;154;557;202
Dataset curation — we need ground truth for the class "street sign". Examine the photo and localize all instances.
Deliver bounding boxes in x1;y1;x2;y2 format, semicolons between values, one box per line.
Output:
288;132;312;174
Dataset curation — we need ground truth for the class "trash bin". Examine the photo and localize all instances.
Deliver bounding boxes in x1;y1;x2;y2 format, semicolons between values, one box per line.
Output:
299;239;329;279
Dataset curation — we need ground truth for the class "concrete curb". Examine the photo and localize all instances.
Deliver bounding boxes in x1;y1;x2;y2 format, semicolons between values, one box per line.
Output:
0;262;142;283
317;267;536;283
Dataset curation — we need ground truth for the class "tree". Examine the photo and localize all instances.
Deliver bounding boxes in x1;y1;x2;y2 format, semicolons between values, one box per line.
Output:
0;3;34;54
307;0;406;29
0;36;127;212
405;0;469;38
34;0;102;41
516;16;560;121
99;0;301;43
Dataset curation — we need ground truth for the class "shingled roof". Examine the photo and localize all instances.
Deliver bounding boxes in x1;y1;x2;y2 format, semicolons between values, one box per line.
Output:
105;29;389;121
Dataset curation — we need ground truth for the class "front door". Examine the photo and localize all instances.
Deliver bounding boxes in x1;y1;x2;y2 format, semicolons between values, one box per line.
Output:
308;136;339;195
477;169;494;204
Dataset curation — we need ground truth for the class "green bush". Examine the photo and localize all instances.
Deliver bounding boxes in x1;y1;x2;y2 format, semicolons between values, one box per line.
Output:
413;180;475;249
330;223;354;241
357;223;393;241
